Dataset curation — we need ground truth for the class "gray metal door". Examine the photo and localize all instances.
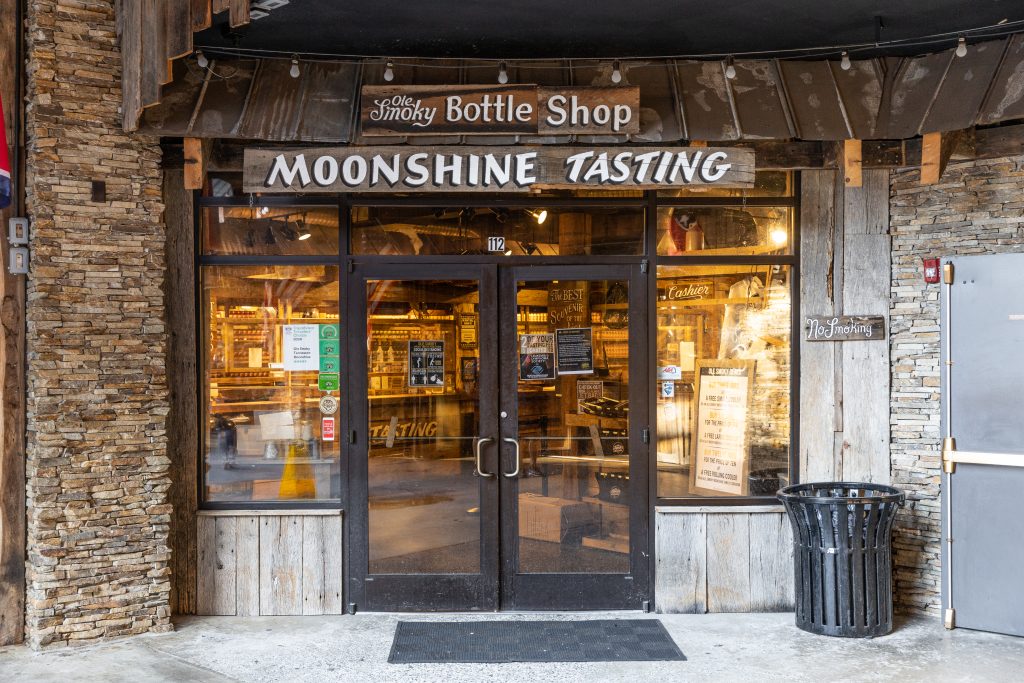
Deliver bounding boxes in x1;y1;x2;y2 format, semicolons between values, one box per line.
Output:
941;253;1024;636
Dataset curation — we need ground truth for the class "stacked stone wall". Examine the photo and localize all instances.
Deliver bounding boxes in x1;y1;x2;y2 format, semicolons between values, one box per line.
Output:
24;0;171;647
889;155;1024;614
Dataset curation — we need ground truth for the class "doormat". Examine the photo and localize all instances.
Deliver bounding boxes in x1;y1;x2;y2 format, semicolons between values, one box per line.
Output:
387;619;686;663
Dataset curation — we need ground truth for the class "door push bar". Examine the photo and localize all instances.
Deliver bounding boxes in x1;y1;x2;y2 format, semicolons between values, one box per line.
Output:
475;437;495;478
942;442;1024;473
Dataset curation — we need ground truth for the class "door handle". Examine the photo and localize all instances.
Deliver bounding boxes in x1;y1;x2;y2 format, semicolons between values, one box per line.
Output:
475;437;495;478
503;437;521;478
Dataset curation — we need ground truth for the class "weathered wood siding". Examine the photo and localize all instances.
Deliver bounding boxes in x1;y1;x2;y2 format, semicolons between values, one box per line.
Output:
196;512;344;616
799;169;892;483
656;507;794;613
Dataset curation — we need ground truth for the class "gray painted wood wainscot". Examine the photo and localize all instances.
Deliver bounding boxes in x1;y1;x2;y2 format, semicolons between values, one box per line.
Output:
196;511;344;616
655;506;794;613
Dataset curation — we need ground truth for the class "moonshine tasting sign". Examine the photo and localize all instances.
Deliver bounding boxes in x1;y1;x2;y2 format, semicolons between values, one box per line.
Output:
244;146;754;193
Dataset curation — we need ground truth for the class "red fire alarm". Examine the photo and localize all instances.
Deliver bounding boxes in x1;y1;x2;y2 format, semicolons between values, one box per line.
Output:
923;258;941;284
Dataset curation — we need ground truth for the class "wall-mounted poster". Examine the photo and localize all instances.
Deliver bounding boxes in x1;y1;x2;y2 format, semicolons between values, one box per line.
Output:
282;325;320;371
690;359;755;496
577;380;604;412
519;333;556;380
555;327;594;375
459;312;478;348
408;340;445;387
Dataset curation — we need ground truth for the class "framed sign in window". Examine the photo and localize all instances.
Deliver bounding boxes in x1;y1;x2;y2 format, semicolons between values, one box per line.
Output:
689;359;755;497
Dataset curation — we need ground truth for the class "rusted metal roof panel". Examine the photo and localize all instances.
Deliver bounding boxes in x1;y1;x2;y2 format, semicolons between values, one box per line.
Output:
878;51;954;139
778;60;850;140
626;62;684;143
674;60;739;141
978;34;1024;125
136;36;1024;143
923;40;1005;133
831;59;882;139
729;60;792;139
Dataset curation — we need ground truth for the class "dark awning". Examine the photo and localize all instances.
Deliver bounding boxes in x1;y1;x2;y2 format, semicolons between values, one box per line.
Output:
136;34;1024;144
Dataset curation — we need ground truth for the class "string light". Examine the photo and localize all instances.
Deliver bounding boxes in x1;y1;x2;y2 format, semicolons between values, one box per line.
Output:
840;51;851;70
289;54;301;78
611;60;622;84
724;57;737;80
498;62;509;84
189;18;1024;72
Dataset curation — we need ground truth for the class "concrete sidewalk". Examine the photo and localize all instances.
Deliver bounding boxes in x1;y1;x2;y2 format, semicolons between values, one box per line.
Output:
1;612;1020;682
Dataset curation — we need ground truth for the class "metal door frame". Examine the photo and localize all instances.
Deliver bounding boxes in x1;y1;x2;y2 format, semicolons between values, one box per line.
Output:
497;263;651;610
347;262;501;611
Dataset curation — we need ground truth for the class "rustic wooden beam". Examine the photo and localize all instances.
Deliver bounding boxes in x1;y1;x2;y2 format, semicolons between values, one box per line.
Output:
191;0;212;32
228;0;250;28
212;0;230;13
0;0;26;647
166;2;193;62
842;139;863;187
920;131;943;184
183;137;208;190
163;169;198;616
120;0;143;130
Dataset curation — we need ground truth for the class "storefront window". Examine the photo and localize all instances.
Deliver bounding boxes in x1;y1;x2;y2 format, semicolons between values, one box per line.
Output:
201;265;342;503
656;265;792;498
202;205;340;256
657;170;794;198
351;206;644;256
656;206;793;255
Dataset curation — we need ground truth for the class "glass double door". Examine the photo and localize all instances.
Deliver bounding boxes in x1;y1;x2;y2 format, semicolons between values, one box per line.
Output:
348;263;649;611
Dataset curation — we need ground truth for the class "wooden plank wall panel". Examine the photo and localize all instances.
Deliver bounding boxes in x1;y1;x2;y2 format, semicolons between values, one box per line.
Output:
655;512;708;614
235;516;260;616
840;170;892;483
799;170;840;482
260;516;305;616
301;517;326;615
749;513;794;610
706;514;751;612
323;516;344;614
213;517;237;615
656;510;795;614
196;517;217;615
164;169;198;615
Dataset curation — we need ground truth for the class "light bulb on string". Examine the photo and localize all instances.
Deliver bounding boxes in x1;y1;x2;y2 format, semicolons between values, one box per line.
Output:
955;37;967;58
611;60;622;84
289;55;301;78
196;51;209;69
383;61;394;82
498;62;509;84
724;57;737;80
840;51;851;70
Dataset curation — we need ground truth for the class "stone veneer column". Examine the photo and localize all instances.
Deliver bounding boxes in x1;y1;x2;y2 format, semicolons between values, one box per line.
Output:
23;0;171;647
889;155;1024;615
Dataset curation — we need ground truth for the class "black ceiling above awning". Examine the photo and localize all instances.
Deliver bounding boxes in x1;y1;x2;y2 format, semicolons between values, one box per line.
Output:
138;35;1024;144
197;0;1024;60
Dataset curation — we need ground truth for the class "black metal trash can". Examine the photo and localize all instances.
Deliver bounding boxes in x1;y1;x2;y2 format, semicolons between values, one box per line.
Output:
778;482;905;638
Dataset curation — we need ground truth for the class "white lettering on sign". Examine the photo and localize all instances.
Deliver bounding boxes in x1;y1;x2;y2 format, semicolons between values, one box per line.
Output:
544;94;633;133
247;147;755;193
368;95;438;127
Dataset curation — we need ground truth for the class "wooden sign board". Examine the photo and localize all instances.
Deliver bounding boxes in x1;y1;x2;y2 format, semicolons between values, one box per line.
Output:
361;85;640;136
690;359;755;497
805;315;886;341
244;146;755;193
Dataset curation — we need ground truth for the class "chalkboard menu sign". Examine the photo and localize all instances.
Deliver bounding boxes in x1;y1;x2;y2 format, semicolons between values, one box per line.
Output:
690;359;755;496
